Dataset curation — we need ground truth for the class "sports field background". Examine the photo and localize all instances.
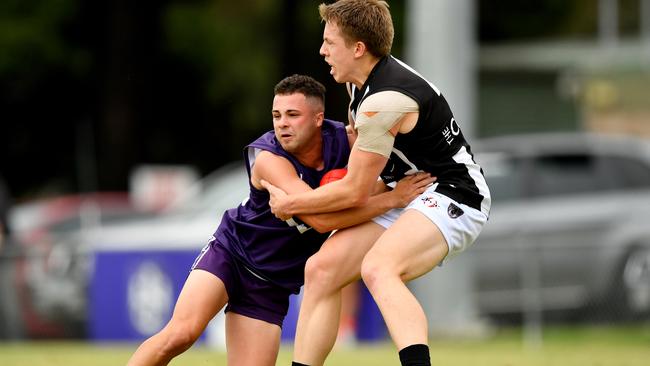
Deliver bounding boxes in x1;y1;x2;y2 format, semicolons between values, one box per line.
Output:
2;325;649;366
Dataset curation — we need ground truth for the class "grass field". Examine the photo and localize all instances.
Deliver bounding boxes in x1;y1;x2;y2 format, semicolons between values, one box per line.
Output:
1;325;649;365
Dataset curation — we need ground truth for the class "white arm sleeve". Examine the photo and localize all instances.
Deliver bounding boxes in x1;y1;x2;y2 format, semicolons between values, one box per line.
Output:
354;91;419;157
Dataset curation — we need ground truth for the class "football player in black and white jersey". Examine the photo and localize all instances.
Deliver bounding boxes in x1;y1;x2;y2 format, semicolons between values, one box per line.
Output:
261;1;491;366
126;75;433;366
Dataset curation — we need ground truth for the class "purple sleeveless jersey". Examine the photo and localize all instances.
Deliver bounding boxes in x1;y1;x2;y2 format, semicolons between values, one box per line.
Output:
212;119;350;293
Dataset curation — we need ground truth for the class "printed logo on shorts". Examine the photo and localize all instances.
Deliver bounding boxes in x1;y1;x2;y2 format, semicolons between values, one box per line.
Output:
447;203;464;219
421;196;439;208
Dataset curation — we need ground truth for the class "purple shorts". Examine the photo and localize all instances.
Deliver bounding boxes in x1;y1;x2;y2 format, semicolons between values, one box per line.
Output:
191;238;291;327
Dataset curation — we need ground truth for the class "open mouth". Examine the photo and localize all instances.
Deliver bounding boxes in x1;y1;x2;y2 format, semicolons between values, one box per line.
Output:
325;64;334;75
324;59;334;73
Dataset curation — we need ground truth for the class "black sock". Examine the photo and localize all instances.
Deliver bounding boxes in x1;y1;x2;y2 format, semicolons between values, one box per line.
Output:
398;344;431;366
291;362;310;366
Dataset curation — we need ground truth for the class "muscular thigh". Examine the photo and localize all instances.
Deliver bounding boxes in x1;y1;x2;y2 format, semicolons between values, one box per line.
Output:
366;209;449;282
170;269;229;331
314;221;385;284
226;312;281;366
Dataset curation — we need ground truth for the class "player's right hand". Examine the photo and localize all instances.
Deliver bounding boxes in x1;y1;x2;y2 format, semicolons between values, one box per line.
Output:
391;173;436;207
260;179;293;221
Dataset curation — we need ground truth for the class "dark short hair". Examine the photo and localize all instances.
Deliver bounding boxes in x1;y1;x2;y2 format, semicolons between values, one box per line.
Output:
274;74;326;107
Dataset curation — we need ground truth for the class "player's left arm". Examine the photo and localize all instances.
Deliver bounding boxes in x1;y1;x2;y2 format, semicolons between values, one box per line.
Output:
250;150;313;195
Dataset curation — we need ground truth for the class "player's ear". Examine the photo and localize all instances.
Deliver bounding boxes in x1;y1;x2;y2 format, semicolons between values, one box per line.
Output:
315;111;324;127
354;41;367;58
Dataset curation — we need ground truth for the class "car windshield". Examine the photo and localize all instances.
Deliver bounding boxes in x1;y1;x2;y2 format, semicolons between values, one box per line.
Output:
477;141;650;203
168;162;249;215
476;152;526;202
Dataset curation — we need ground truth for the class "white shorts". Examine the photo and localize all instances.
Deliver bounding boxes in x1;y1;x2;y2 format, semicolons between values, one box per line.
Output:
372;185;488;264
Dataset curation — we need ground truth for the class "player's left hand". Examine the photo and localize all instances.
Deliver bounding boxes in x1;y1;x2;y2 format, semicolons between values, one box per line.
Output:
260;179;292;221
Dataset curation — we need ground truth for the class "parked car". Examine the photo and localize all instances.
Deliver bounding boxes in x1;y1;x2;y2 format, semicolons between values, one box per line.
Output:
3;192;142;338
470;132;650;321
2;162;249;338
91;161;248;252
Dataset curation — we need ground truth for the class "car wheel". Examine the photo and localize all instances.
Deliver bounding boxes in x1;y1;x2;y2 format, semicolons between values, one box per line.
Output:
621;246;650;317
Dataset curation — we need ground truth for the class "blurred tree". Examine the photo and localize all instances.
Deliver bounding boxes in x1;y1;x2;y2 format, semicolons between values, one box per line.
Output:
0;0;91;197
8;0;633;199
480;0;597;42
479;0;641;42
162;0;280;166
1;0;286;195
0;0;89;88
619;0;642;35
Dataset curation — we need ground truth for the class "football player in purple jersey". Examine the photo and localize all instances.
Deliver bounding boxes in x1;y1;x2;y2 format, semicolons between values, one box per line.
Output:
126;74;434;366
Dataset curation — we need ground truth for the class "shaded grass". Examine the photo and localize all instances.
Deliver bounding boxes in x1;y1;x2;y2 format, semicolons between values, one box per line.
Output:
1;325;649;366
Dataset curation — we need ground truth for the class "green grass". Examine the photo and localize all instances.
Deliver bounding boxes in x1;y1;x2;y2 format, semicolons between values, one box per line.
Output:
1;325;650;366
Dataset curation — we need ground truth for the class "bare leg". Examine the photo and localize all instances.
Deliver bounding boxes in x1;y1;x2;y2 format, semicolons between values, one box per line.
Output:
126;270;228;366
293;222;384;366
337;280;360;345
225;312;281;366
361;210;448;350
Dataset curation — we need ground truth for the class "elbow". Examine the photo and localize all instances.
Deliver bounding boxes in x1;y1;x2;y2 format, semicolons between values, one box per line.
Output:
349;191;370;207
342;176;372;207
313;224;333;234
303;216;335;234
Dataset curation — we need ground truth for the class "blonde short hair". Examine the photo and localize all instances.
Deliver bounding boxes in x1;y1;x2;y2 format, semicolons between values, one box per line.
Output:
319;0;394;58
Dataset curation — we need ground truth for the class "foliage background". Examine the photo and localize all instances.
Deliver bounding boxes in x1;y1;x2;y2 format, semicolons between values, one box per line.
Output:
0;0;644;199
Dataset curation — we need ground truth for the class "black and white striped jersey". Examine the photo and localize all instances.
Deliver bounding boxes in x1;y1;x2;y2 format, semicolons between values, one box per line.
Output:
349;55;491;216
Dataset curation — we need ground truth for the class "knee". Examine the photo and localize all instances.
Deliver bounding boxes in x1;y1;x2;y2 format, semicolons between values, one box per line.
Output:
360;256;390;292
159;323;200;357
304;254;339;292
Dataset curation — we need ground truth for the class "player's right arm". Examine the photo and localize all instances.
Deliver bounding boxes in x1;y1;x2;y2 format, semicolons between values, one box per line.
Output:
300;173;434;233
251;150;433;233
